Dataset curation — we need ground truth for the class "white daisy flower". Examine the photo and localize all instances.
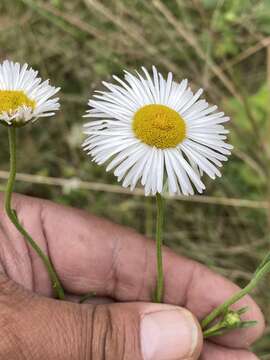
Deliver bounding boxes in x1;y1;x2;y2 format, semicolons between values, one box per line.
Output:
0;60;60;126
83;67;232;196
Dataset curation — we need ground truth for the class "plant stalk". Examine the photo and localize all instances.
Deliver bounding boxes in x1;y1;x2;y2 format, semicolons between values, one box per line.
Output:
155;193;164;303
4;127;65;300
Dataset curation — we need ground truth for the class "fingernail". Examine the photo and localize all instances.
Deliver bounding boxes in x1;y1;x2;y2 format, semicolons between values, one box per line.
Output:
140;308;199;360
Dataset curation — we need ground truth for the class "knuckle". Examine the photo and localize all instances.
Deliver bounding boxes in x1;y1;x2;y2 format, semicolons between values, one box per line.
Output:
0;279;36;359
0;326;32;360
0;273;15;295
0;275;35;316
81;304;140;360
92;305;112;358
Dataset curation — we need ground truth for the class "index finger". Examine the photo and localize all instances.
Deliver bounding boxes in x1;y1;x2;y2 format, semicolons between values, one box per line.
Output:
0;193;265;349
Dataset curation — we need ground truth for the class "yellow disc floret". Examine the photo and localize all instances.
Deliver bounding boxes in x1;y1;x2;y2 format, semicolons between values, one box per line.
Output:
132;104;186;149
0;90;36;113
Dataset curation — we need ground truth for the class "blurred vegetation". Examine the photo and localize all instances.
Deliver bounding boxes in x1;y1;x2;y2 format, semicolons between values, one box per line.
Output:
0;0;270;357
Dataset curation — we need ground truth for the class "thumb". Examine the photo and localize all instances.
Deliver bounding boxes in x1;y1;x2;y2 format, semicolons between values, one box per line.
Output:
0;273;203;359
89;302;203;360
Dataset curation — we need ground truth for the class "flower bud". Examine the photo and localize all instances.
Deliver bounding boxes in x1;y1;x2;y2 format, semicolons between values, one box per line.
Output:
223;311;241;328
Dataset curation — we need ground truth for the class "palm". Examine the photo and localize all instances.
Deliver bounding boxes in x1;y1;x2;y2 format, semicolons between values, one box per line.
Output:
0;194;264;359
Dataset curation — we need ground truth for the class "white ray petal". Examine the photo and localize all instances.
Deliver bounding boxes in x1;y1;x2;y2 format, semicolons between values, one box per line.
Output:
164;150;180;195
0;60;60;125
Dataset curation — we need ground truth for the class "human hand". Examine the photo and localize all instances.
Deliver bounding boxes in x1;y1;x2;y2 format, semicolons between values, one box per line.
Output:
0;194;264;359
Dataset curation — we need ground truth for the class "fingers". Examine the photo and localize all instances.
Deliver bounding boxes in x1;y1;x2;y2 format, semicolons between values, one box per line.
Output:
0;273;203;360
0;194;265;349
200;342;259;360
0;273;86;359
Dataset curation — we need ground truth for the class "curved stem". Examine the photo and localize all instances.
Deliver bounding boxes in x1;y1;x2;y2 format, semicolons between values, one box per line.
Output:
201;285;251;330
4;127;65;300
201;258;270;329
155;193;164;303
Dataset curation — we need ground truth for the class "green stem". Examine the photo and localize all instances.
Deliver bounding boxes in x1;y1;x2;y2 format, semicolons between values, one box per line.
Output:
203;322;224;338
4;127;65;300
201;259;270;330
79;292;96;304
155;193;164;303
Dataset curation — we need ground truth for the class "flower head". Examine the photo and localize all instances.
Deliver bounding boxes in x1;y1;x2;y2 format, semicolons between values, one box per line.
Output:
0;60;60;126
83;67;232;196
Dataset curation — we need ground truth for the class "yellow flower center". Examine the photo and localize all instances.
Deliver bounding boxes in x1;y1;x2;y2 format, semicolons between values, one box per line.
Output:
0;90;36;113
132;104;186;148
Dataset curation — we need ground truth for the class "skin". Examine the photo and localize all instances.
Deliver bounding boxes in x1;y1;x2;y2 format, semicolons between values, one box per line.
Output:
0;193;265;359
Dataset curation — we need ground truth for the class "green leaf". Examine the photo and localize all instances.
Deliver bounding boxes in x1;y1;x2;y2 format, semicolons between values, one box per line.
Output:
239;320;258;329
237;307;249;315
